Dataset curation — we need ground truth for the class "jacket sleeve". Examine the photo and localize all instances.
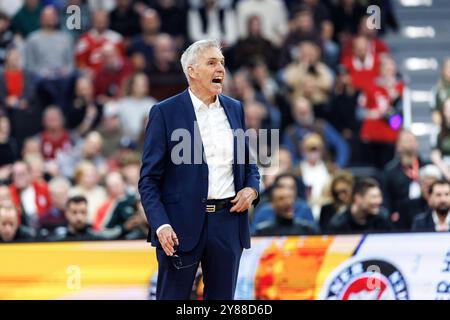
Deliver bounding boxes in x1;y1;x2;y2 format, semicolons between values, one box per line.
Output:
138;105;171;232
239;102;261;206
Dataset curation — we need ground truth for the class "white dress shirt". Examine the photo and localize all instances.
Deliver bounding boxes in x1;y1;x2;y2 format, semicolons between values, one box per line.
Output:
156;90;236;236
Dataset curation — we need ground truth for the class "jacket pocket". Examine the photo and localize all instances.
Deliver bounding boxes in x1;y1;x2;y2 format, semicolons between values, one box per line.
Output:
161;192;180;204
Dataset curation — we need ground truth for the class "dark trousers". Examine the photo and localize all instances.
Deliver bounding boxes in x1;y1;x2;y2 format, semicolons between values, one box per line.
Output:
156;207;243;300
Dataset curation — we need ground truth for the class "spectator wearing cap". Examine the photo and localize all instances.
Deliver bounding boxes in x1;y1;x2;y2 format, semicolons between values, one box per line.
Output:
0;203;35;242
254;183;319;236
283;96;349;167
412;180;450;232
50;195;104;241
328;178;393;234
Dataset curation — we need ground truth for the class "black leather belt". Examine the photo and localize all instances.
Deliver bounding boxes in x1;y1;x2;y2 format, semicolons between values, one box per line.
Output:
205;197;234;213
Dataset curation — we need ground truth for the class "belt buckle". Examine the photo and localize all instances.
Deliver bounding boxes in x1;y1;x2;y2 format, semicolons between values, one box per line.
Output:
206;204;216;213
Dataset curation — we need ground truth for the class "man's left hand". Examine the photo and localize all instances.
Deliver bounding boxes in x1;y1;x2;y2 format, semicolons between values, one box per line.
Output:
230;187;257;213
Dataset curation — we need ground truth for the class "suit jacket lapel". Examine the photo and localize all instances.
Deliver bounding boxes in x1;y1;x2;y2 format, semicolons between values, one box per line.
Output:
179;89;207;166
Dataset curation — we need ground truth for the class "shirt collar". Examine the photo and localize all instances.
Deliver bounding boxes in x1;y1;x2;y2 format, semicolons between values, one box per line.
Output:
188;88;220;112
432;210;450;231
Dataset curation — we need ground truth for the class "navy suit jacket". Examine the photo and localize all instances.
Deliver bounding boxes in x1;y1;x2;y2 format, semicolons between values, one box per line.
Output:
411;210;436;232
138;89;260;252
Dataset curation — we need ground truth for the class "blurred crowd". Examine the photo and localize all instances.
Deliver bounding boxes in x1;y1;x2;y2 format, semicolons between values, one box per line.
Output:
0;0;449;243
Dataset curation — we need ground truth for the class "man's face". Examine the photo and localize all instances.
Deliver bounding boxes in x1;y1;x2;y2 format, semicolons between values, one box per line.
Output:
43;109;64;131
397;132;418;159
40;7;58;29
51;187;69;210
293;100;313;126
356;187;383;216
0;208;19;242
276;176;297;195
12;163;31;190
429;184;450;213
272;187;295;219
66;202;88;231
188;47;225;97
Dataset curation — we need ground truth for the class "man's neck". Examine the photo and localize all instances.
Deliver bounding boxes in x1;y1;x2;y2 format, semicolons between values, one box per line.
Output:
435;210;449;224
189;86;217;106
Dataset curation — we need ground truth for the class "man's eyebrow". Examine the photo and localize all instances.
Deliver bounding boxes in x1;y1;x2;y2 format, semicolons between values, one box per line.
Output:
207;57;225;62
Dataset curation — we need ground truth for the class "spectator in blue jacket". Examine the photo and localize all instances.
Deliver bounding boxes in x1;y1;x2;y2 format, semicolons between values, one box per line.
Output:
251;172;316;234
282;96;349;168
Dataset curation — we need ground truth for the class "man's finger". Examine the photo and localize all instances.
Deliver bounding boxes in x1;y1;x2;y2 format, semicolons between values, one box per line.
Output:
166;235;174;247
231;196;246;212
172;231;179;246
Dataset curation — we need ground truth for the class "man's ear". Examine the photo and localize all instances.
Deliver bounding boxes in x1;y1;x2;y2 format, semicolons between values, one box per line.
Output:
187;65;196;79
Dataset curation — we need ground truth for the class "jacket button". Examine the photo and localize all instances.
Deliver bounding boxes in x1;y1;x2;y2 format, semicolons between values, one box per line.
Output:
202;198;206;203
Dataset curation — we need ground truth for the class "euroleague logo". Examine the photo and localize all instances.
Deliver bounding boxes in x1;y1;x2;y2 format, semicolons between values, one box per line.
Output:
320;259;409;300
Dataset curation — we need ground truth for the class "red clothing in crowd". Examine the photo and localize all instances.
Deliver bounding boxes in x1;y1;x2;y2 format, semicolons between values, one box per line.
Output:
342;52;381;92
94;59;133;99
341;37;389;62
75;30;125;74
40;130;73;160
4;70;24;97
9;181;52;225
360;83;404;144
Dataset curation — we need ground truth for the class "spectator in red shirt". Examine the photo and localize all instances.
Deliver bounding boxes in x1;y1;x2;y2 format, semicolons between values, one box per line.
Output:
342;35;380;92
94;43;133;102
359;56;404;169
75;10;125;76
340;15;389;62
9;161;52;230
38;106;73;161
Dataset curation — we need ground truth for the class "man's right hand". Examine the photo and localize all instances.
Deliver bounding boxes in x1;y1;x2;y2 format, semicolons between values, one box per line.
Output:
157;226;179;256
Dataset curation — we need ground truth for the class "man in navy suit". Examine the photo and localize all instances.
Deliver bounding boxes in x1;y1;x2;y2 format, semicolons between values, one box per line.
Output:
412;180;450;232
138;39;260;300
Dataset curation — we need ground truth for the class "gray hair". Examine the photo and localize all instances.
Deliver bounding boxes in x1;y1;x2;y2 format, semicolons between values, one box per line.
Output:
180;39;222;80
419;164;442;182
49;176;72;193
